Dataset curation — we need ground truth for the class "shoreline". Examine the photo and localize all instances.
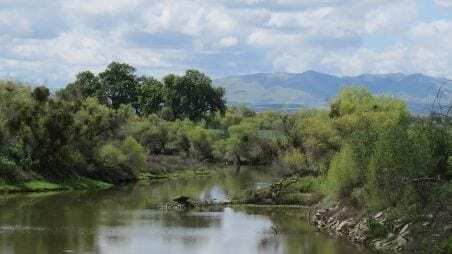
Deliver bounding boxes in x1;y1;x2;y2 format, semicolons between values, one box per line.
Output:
0;165;221;194
0;178;113;194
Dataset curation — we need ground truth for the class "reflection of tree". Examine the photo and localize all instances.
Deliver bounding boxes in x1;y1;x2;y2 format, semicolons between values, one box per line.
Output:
258;230;281;253
0;192;104;254
159;211;221;228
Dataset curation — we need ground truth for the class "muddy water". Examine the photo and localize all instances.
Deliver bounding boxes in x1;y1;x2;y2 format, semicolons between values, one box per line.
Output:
0;168;374;254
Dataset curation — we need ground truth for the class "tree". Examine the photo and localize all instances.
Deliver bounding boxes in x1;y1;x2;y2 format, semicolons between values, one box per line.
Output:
32;86;50;103
329;87;410;183
162;70;226;121
98;62;139;109
58;71;100;101
94;137;145;183
137;77;164;116
59;63;226;122
225;120;259;164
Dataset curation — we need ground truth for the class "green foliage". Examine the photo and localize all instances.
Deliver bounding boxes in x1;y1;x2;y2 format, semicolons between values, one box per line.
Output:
187;126;220;160
291;176;323;193
122;136;147;172
326;144;360;199
22;180;62;191
98;62;139;109
126;115;169;154
137;77;164;115
224;119;259;163
162;70;226;121
219;106;255;128
32;86;50;103
58;71;100;101
58;63;226;122
95;137;146;183
439;237;452;254
366;122;442;210
280;148;308;172
165;119;194;155
367;218;391;238
297;110;339;174
330;87;410;177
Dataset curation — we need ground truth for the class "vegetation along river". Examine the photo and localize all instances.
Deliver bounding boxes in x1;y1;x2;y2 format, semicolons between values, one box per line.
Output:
0;168;375;254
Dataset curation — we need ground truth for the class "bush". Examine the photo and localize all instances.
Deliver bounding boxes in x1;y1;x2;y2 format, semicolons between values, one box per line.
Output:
326;144;360;199
126;116;169;154
297;110;339;174
0;155;19;180
187;126;219;160
122;136;147;172
366;126;415;209
166;119;194;155
291;176;322;193
280;148;308;173
95;137;146;183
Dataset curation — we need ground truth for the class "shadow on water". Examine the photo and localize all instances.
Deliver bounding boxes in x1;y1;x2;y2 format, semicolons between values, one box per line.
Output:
0;168;375;254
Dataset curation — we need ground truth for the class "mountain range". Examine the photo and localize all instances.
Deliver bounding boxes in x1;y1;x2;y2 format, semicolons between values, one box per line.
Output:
214;71;452;112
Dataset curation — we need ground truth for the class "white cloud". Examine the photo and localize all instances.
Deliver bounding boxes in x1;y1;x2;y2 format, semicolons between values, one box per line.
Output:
216;36;239;48
62;0;140;15
1;0;452;86
435;0;452;7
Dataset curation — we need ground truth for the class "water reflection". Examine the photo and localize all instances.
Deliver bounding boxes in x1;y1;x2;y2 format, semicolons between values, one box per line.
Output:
0;168;374;254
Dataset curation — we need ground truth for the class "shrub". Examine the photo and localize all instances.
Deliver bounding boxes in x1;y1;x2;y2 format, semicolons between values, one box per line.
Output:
366;126;414;209
0;155;19;180
187;126;219;160
280;148;308;173
126;116;168;154
325;144;360;199
165;119;194;155
297;110;339;174
121;136;147;172
291;176;322;193
95;137;146;183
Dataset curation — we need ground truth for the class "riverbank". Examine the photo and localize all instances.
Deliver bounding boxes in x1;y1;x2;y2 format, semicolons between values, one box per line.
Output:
0;155;223;194
0;178;113;193
0;170;217;194
313;203;452;253
0;156;226;194
311;203;410;253
244;175;452;254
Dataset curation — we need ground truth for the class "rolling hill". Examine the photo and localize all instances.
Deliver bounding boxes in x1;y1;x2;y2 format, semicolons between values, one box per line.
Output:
214;71;452;112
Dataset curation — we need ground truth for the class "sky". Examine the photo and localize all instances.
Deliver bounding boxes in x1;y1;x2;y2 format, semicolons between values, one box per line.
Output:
1;0;452;87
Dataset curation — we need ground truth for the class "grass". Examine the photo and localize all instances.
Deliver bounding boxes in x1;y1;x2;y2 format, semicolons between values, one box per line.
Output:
22;180;63;191
0;178;113;193
0;181;22;192
139;168;216;181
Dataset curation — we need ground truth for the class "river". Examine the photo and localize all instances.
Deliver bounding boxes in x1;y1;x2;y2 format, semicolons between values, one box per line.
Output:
0;168;374;254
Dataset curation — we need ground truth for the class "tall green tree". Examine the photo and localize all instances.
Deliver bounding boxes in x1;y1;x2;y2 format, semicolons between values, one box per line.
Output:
162;70;226;121
137;77;164;116
58;71;100;101
98;62;139;109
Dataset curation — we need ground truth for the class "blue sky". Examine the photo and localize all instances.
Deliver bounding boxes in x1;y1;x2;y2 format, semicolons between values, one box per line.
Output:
1;0;452;87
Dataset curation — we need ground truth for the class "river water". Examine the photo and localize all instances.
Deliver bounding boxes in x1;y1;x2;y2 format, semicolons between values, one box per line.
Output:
0;168;374;254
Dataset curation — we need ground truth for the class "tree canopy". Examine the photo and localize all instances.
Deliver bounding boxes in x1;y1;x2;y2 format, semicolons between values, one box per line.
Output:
58;62;226;121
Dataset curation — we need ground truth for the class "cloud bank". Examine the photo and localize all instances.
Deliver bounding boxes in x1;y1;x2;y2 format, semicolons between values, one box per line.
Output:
0;0;451;86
